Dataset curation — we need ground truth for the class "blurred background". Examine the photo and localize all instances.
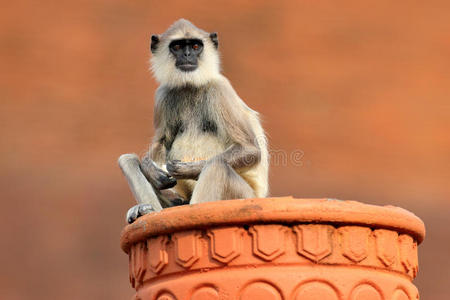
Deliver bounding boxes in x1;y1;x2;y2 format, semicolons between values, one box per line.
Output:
1;0;449;299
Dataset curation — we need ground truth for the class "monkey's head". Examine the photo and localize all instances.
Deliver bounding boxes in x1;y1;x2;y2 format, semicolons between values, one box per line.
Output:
150;19;220;87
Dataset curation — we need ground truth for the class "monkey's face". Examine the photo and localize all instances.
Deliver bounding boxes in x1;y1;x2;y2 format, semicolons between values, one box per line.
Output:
169;39;204;72
150;19;221;87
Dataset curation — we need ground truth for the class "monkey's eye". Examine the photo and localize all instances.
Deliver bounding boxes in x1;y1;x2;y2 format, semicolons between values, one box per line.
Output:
173;44;181;51
192;44;200;50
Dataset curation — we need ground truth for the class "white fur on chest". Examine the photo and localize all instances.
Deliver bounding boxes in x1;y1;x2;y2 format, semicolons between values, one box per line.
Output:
167;132;225;162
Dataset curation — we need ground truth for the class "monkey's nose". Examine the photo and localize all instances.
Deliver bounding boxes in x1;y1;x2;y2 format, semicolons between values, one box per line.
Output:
183;48;191;57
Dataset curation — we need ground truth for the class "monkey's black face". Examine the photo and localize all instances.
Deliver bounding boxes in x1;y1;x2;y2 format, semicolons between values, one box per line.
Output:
169;39;203;72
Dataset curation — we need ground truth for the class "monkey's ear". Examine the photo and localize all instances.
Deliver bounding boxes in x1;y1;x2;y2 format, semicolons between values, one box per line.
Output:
150;34;160;53
209;32;218;49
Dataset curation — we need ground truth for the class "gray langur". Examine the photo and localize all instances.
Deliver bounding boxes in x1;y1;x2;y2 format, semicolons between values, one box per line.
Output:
118;19;269;223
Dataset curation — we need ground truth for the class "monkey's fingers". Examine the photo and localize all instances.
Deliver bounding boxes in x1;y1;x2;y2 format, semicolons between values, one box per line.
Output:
166;160;192;179
140;155;176;189
156;173;177;190
166;160;182;177
167;160;204;180
145;165;177;190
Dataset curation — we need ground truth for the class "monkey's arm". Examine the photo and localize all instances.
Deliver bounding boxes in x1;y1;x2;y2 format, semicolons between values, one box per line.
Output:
166;160;204;180
217;143;261;170
141;129;177;190
148;135;165;164
167;142;260;179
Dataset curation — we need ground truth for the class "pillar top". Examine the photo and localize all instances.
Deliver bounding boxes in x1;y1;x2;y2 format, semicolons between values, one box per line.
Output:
120;197;425;253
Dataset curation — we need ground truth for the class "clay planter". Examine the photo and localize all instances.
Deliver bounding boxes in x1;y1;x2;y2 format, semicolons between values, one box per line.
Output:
120;197;425;300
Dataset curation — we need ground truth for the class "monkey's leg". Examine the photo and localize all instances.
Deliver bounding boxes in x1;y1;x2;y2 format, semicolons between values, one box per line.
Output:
190;158;255;204
119;154;186;223
118;154;164;223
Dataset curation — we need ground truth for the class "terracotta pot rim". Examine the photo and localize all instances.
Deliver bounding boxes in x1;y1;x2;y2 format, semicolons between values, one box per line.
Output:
120;197;425;253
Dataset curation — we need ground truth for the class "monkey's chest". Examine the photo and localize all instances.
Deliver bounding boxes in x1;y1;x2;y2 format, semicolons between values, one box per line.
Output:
167;130;225;162
160;87;224;162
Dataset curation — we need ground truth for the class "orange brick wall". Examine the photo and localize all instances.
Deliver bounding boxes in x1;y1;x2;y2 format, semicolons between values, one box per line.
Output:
1;1;448;299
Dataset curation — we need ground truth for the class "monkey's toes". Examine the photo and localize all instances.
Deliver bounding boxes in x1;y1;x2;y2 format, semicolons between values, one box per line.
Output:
126;203;154;224
170;198;188;206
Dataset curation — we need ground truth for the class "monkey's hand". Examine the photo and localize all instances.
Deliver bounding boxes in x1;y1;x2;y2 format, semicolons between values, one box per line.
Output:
141;155;177;190
167;160;206;180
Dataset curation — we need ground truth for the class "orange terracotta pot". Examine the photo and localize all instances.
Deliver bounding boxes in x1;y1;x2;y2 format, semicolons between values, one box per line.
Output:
120;197;425;300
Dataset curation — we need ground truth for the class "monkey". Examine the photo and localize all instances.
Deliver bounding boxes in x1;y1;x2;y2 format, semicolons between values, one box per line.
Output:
118;19;269;223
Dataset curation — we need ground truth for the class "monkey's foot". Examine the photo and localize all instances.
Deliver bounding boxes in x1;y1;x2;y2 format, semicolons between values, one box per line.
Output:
126;203;154;224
